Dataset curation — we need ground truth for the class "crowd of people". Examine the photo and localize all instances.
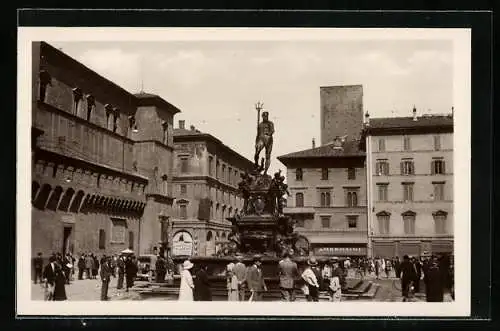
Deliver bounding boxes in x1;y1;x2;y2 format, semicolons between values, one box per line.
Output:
34;251;142;301
176;250;454;303
177;249;348;302
35;250;454;303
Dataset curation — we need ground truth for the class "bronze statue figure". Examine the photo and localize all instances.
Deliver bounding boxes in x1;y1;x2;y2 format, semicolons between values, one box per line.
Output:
254;111;274;175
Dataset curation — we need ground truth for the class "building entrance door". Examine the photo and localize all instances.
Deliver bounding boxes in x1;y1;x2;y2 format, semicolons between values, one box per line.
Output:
62;226;74;255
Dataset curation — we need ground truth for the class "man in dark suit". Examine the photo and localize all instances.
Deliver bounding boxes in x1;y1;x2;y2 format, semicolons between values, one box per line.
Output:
100;257;114;301
34;252;43;284
278;249;298;301
399;255;417;301
246;255;267;301
42;256;57;300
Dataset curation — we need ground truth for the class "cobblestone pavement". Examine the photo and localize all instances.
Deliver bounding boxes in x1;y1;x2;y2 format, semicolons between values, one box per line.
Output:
31;276;143;301
31;270;452;302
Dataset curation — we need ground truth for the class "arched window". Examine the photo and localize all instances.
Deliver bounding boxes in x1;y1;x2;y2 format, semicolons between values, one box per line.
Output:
206;230;213;241
34;184;51;209
32;181;40;202
46;186;63;211
58;188;75;212
69;190;85;213
295;192;304;207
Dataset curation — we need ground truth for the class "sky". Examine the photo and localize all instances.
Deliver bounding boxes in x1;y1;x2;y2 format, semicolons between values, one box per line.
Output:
51;39;453;175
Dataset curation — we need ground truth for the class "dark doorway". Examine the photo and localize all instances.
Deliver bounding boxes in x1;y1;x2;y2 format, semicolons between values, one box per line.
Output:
63;226;73;255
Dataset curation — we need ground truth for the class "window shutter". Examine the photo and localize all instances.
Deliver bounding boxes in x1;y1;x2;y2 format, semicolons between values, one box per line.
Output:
442;161;446;174
431;161;435;175
400;161;404;175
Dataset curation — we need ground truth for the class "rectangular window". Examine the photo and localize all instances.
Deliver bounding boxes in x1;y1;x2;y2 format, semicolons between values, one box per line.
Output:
377;184;388;201
434;135;441;151
295;193;304;207
375;160;389;176
321;168;328;180
403;136;411;151
180;158;189;173
434;215;447;234
180;205;187;219
401;160;415;175
319;191;331;207
111;219;127;243
208;156;214;176
128;231;134;250
296;168;303;181
402;183;414;201
228;167;232;184
347;167;356;180
377;216;390;234
321;216;331;228
180;184;187;196
345;189;359;207
433;182;445;201
403;215;416;234
378;138;385;152
347;216;358;228
98;229;106;249
431;159;445;175
222;165;226;182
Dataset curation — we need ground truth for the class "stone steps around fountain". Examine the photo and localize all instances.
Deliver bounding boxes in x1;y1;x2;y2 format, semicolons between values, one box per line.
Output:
134;279;379;301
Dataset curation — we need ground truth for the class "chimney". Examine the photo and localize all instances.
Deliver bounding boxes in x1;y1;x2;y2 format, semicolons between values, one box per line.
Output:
190;125;195;131
365;111;370;126
179;120;185;129
412;105;417;121
312;138;316;148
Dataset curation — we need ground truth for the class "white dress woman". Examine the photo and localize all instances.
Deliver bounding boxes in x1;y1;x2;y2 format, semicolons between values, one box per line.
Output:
178;260;194;301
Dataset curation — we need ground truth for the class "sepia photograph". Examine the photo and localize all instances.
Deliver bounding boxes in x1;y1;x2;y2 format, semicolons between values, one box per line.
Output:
17;27;471;316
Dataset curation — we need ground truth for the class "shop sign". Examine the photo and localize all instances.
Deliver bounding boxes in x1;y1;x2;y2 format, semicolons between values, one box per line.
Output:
172;231;193;256
314;246;367;256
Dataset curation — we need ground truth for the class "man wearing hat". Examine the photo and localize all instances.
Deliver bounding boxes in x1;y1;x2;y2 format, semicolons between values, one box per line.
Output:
301;256;321;301
233;254;247;301
327;257;343;302
278;249;299;301
246;255;267;301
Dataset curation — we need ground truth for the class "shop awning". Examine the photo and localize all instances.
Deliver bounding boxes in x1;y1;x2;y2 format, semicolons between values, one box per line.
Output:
307;236;368;244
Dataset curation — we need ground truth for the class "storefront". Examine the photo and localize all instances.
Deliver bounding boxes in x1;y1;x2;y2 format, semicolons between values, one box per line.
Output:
312;244;368;258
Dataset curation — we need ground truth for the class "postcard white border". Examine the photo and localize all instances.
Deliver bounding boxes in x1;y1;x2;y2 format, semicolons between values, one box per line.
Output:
17;27;471;317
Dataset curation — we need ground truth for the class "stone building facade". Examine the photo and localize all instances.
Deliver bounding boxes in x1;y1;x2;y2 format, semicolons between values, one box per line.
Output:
278;138;368;258
363;109;454;258
320;85;363;145
31;42;179;264
170;121;254;258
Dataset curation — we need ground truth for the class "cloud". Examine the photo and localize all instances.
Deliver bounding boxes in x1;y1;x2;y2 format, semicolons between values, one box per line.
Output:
77;49;142;91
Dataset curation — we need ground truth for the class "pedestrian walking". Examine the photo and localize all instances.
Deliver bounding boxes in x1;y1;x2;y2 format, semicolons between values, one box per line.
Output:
400;255;417;301
277;249;298;301
425;257;444;302
117;256;125;289
246;255;267;301
34;252;44;284
301;256;320;302
125;256;137;292
77;254;85;280
178;260;194;301
193;264;212;301
42;256;57;300
51;259;67;301
226;263;239;301
100;257;113;301
92;254;99;280
233;254;247;301
85;253;93;279
327;257;343;302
